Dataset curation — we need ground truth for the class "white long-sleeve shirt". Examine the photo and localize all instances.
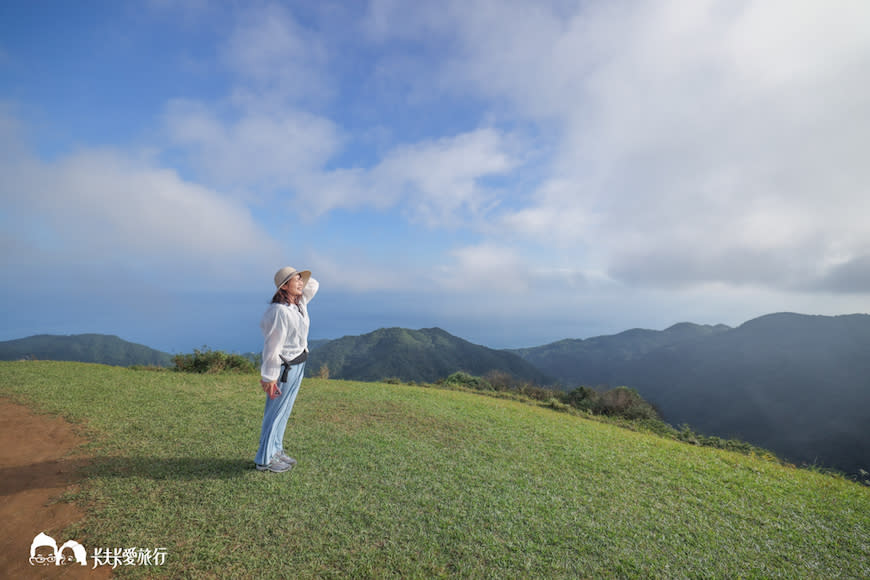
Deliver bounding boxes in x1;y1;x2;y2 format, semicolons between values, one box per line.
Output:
260;278;319;382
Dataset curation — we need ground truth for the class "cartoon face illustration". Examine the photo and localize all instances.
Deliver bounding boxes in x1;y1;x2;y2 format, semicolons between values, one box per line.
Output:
29;532;58;566
29;532;87;566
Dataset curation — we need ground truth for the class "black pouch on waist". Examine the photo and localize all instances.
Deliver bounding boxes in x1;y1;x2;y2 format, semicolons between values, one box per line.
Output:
278;350;308;382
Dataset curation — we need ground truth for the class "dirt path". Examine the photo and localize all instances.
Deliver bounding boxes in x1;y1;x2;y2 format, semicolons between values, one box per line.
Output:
0;399;112;579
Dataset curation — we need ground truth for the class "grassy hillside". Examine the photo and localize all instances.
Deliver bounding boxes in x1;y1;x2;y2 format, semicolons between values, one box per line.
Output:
1;361;868;578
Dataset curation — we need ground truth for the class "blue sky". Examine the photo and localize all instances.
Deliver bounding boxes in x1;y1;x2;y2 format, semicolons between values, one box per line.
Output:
2;0;869;354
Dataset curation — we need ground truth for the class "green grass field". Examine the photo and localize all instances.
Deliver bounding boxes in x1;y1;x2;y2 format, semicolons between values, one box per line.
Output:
2;361;868;578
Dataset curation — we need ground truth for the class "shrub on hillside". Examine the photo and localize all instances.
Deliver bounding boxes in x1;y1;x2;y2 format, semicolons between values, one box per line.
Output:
562;385;660;421
563;385;598;412
173;348;256;374
483;370;519;391
440;371;662;423
597;386;660;420
444;371;493;391
518;383;559;402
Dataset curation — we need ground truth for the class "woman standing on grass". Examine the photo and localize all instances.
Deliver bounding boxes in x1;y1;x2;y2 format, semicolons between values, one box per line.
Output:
255;266;319;473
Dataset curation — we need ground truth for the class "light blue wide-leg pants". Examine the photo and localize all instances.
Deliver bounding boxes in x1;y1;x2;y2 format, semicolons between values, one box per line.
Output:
255;362;305;466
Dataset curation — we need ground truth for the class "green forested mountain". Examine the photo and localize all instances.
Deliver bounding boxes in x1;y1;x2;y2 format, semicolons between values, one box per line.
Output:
306;327;551;384
515;313;870;476
0;334;173;367
307;338;333;352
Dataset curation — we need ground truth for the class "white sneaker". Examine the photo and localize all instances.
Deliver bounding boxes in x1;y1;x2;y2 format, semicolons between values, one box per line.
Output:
277;450;297;466
255;458;293;473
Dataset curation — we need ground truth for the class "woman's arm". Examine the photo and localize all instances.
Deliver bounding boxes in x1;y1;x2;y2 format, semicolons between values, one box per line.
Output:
302;277;319;304
260;306;288;382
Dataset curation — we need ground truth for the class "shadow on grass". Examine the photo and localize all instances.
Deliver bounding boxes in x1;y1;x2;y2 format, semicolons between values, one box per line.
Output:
91;456;255;480
1;456;255;495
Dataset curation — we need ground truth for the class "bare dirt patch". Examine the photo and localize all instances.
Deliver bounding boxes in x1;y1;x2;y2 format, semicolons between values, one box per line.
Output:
0;399;112;579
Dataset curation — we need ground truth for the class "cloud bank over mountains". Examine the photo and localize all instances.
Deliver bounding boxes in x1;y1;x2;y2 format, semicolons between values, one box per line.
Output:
1;1;868;350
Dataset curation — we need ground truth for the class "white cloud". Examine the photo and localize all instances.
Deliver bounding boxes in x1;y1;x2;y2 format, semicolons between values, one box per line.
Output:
164;98;344;196
377;0;870;294
726;0;870;90
440;243;529;293
158;0;870;299
498;178;599;246
161;4;521;229
366;128;517;226
294;128;519;226
166;92;519;226
0;114;282;288
436;240;605;300
307;249;414;293
223;2;330;101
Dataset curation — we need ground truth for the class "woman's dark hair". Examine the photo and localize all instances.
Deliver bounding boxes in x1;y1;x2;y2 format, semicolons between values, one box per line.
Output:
271;287;301;305
271;287;289;304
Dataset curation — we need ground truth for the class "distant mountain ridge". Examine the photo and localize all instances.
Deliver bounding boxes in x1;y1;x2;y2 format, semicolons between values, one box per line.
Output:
305;326;551;384
510;321;732;387
514;312;870;476
0;334;173;367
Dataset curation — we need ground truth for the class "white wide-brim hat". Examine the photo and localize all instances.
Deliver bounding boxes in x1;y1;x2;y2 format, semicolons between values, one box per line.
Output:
274;266;311;289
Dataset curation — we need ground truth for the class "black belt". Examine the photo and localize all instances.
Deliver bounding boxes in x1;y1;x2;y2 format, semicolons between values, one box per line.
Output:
278;350;308;382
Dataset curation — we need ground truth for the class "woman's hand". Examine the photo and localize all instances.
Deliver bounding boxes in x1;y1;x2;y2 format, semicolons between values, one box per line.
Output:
260;379;282;400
